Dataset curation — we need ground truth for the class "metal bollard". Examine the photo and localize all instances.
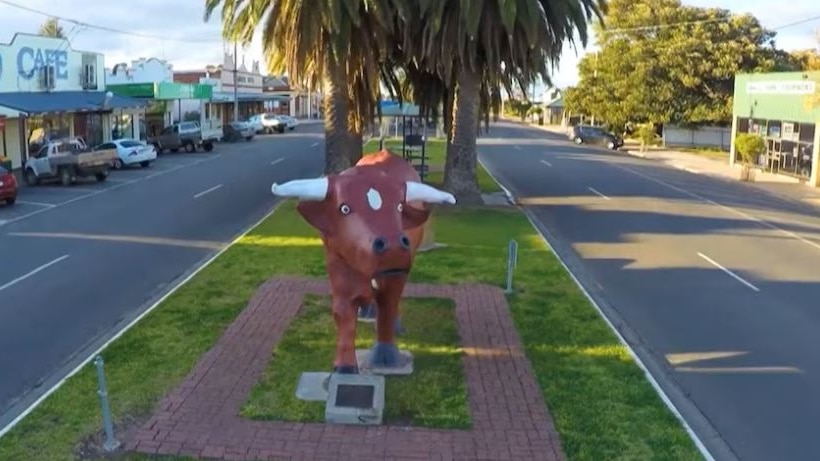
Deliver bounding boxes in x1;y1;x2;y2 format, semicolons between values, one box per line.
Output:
504;239;519;294
94;355;121;452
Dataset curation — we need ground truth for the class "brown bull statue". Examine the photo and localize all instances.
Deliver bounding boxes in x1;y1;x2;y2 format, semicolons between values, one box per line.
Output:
271;149;456;373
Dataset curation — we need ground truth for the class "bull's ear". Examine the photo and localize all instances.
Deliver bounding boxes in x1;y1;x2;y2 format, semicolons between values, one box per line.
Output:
401;204;430;230
297;201;333;235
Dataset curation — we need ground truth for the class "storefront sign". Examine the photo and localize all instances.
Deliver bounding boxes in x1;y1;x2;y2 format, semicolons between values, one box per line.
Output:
746;81;815;95
16;46;69;80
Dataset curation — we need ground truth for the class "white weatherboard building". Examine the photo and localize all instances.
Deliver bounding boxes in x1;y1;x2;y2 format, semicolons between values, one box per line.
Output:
0;33;145;169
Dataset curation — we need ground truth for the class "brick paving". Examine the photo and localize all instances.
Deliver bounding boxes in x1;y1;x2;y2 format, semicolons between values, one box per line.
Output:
128;277;564;461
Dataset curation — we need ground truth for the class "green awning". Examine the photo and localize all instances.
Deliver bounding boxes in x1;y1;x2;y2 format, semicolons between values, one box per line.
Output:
107;82;213;100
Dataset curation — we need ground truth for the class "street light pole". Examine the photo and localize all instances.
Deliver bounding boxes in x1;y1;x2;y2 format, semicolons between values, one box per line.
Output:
232;41;239;122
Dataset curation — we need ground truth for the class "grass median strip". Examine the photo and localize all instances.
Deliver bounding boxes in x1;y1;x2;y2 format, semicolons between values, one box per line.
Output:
0;189;699;460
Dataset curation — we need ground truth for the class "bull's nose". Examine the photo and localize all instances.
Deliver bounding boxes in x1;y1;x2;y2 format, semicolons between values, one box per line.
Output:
399;233;411;250
372;237;388;254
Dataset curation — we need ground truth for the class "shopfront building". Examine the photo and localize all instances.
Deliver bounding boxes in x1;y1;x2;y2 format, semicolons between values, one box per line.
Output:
0;33;146;170
730;71;820;186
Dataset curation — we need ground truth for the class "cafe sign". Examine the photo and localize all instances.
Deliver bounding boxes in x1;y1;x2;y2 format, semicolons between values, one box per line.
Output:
746;81;815;95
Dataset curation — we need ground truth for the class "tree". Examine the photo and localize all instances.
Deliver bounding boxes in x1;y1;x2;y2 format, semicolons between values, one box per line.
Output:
206;0;400;174
38;18;65;39
565;0;796;128
791;49;820;71
400;0;603;204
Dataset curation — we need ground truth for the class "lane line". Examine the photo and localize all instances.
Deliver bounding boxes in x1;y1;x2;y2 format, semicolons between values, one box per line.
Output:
0;255;70;292
193;184;223;199
0;200;288;439
540;159;552;167
0;154;223;227
270;158;284;166
697;252;760;292
588;187;611;200
15;200;56;208
310;142;320;148
608;161;820;253
514;145;522;151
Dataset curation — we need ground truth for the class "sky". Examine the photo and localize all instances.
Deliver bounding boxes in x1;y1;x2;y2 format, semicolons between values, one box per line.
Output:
0;0;818;93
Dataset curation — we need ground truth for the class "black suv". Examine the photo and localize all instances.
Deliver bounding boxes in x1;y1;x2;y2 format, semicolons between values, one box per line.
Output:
569;125;623;150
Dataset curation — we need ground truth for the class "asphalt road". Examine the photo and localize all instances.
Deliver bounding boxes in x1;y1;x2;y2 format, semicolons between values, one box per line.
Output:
479;121;820;461
0;123;324;430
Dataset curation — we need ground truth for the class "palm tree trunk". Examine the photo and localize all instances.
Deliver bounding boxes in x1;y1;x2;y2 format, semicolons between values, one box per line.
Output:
443;67;484;205
322;53;353;175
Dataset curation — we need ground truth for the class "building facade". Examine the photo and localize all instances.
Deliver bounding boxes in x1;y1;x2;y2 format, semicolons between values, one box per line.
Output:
0;33;145;169
730;71;820;186
105;57;214;139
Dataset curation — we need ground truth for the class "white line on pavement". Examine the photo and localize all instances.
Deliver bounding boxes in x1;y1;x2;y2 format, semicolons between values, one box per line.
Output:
514;145;522;151
16;200;56;208
608;161;820;253
310;142;320;148
193;184;223;199
0;255;70;292
270;158;284;166
697;252;760;292
588;187;611;200
540;159;552;167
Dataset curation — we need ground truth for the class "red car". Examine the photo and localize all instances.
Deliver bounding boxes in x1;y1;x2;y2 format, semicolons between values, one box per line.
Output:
0;165;18;205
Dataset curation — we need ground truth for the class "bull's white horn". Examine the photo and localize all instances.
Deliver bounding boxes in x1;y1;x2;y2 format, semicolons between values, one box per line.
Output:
271;177;329;201
405;181;456;204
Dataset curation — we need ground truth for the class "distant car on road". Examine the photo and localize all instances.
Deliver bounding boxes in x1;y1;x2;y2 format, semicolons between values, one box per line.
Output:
279;115;299;131
225;121;256;141
0;164;18;205
249;113;285;134
105;138;157;169
569;125;623;150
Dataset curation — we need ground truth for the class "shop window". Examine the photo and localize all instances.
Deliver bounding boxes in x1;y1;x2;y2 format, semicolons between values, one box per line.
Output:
799;123;815;143
767;120;781;138
737;117;749;134
750;119;766;135
112;114;134;140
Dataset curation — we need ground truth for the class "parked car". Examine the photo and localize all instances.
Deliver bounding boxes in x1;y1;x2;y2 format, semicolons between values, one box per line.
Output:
224;121;256;142
105;138;157;169
23;137;116;186
0;164;18;205
247;114;265;134
569;125;623;150
148;122;216;154
279;115;299;131
250;113;285;134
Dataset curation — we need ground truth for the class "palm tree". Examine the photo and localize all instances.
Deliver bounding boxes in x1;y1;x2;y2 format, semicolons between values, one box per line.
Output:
399;1;604;204
205;0;400;174
39;18;65;39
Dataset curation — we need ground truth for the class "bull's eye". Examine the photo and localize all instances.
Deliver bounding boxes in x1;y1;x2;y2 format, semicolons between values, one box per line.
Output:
397;203;403;212
339;203;351;215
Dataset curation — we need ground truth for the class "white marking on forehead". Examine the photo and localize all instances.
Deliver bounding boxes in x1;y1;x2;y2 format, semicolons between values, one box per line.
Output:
366;187;383;210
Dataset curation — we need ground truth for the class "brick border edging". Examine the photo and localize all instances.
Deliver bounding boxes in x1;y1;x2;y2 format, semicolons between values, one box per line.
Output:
127;277;564;461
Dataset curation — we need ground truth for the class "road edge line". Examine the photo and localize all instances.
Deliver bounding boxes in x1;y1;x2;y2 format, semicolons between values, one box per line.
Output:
477;152;722;461
0;199;287;440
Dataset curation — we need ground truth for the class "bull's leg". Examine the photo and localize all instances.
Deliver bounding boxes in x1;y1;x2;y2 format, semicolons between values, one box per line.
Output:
331;297;359;374
370;279;406;368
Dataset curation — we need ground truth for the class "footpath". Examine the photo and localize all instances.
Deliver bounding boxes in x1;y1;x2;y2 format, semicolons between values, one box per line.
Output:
529;121;820;212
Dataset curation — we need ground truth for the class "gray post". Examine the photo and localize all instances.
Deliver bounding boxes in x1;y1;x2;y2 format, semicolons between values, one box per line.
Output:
504;239;519;294
94;355;120;452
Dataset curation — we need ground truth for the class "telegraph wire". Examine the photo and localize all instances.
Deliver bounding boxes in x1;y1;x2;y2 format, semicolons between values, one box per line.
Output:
600;14;820;34
0;0;223;44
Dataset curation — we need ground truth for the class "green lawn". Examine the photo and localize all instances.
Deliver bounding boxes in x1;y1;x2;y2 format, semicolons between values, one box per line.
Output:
0;200;700;460
241;296;470;429
363;137;502;194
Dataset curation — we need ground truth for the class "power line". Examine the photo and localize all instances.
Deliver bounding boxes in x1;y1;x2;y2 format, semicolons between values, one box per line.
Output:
0;0;222;44
600;13;820;34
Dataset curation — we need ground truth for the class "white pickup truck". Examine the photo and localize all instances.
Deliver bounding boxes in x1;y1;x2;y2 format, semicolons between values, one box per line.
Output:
24;138;117;186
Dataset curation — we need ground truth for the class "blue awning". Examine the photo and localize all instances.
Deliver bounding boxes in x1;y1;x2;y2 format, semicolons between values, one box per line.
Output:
0;91;148;115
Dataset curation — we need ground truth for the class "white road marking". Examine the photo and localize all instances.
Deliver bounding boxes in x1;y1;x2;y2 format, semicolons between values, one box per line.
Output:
310;142;320;148
193;184;223;199
270;158;284;166
514;145;522;151
609;161;820;253
0;200;288;440
15;200;56;208
588;187;611;200
0;255;70;292
697;252;760;292
540;160;552;167
1;155;222;226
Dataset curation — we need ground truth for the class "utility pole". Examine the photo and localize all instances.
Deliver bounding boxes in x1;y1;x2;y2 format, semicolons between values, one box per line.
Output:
232;41;239;122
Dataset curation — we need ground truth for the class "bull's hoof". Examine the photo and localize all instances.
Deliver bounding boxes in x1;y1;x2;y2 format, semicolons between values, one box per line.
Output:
369;342;401;368
333;365;359;374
